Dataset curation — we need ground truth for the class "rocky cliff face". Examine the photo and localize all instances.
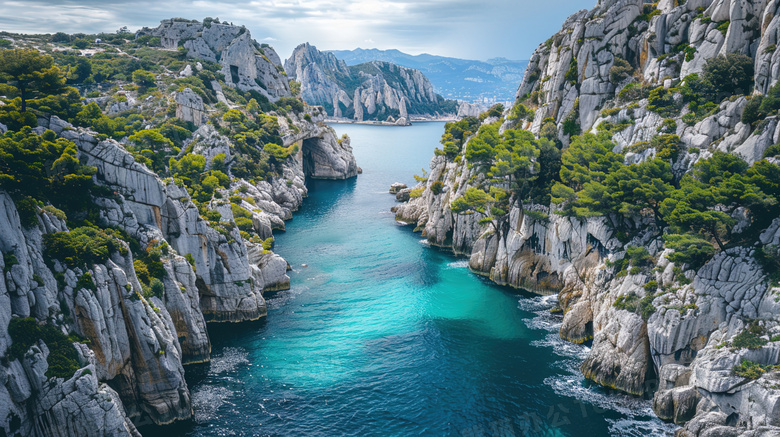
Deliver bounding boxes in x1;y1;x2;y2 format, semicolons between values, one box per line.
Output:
285;43;461;123
395;0;780;435
138;19;290;102
0;107;357;435
0;18;359;435
517;0;780;159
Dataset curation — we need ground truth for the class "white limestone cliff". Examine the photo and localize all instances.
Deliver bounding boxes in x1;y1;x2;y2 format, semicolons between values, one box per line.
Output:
138;19;290;102
285;43;455;122
394;1;780;434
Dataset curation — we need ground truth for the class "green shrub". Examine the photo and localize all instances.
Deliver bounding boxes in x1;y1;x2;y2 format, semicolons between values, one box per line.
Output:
613;291;657;320
41;205;67;221
15;197;39;229
147;278;164;299
508;103;535;122
72;39;91;49
231;203;252;219
3;252;19;274
609;57;633;84
742;96;764;126
732;330;768;350
759;82;780;116
756;244;780;285
596;120;632;134
600;107;623;118
75;273;96;292
565;57;578;85
562;113;581;136
657;118;677;134
733;360;779;380
648;87;681;117
626;245;652;267
43;227;127;268
702;52;754;97
262;237;274;251
184;253;196;272
653;134;683;161
626;141;651;154
132;69;156;86
663;234;716;270
675;42;696;62
8;317;81;379
523;209;549;222
638;3;662;21
409;188;425;198
618;82;650;101
613;293;639;311
716;21;730;36
639;293;657;320
133;260;150;284
431;180;444;195
234;217;254;233
203;210;221;224
681;113;697;125
764;144;780;159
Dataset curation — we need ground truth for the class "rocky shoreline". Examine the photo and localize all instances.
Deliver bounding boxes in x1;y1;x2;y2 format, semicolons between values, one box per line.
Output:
0;19;358;436
393;0;780;435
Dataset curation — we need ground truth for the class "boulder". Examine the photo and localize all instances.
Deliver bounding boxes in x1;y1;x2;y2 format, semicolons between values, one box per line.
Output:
389;183;407;194
174;88;205;126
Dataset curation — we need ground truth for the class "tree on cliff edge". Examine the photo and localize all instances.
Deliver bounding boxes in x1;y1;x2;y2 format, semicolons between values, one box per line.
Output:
0;49;65;112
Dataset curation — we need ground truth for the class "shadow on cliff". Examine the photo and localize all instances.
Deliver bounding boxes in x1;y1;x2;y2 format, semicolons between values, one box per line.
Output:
137;318;269;437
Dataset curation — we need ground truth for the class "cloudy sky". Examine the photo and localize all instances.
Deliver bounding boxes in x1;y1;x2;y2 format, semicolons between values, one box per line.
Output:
0;0;594;61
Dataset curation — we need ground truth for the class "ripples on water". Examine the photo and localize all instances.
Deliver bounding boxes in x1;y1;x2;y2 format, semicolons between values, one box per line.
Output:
170;123;678;437
520;296;677;437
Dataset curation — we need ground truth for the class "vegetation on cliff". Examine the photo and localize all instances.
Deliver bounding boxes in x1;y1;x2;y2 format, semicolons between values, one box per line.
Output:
446;51;780;275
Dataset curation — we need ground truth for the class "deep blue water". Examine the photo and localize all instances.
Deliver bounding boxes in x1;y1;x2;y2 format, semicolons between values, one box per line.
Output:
166;122;675;436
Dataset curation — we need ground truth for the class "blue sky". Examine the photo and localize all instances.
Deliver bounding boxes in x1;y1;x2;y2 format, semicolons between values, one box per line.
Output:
0;0;594;61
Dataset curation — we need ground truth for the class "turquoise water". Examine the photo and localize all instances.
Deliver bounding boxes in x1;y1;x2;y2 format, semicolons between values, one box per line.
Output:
167;122;675;436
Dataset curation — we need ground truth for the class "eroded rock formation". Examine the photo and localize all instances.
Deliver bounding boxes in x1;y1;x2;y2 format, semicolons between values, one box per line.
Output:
395;0;780;434
138;19;290;101
0;17;358;435
285;43;460;123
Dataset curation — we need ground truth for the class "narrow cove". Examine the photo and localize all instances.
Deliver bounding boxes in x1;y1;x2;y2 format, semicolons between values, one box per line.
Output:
159;122;676;436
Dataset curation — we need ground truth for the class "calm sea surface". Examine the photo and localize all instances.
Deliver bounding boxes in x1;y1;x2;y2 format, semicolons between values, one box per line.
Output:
154;122;675;437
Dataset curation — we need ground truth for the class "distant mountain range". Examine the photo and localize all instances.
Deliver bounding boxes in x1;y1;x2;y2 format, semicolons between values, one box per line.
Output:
328;48;528;104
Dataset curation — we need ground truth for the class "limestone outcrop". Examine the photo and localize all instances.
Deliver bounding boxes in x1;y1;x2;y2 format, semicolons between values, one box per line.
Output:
285;43;457;122
174;88;206;126
394;1;780;434
138;19;290;102
0;187;189;432
457;102;487;118
0;90;356;435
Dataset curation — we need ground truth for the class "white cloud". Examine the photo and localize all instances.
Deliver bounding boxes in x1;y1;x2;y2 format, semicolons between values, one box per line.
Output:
0;0;594;60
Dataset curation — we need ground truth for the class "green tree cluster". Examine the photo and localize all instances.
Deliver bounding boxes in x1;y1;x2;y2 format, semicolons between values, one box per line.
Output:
8;317;81;378
550;132;780;268
439;116;480;158
0;49;83;128
43;227;127;268
450;116;563;239
0;49;66;112
0;128;97;218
